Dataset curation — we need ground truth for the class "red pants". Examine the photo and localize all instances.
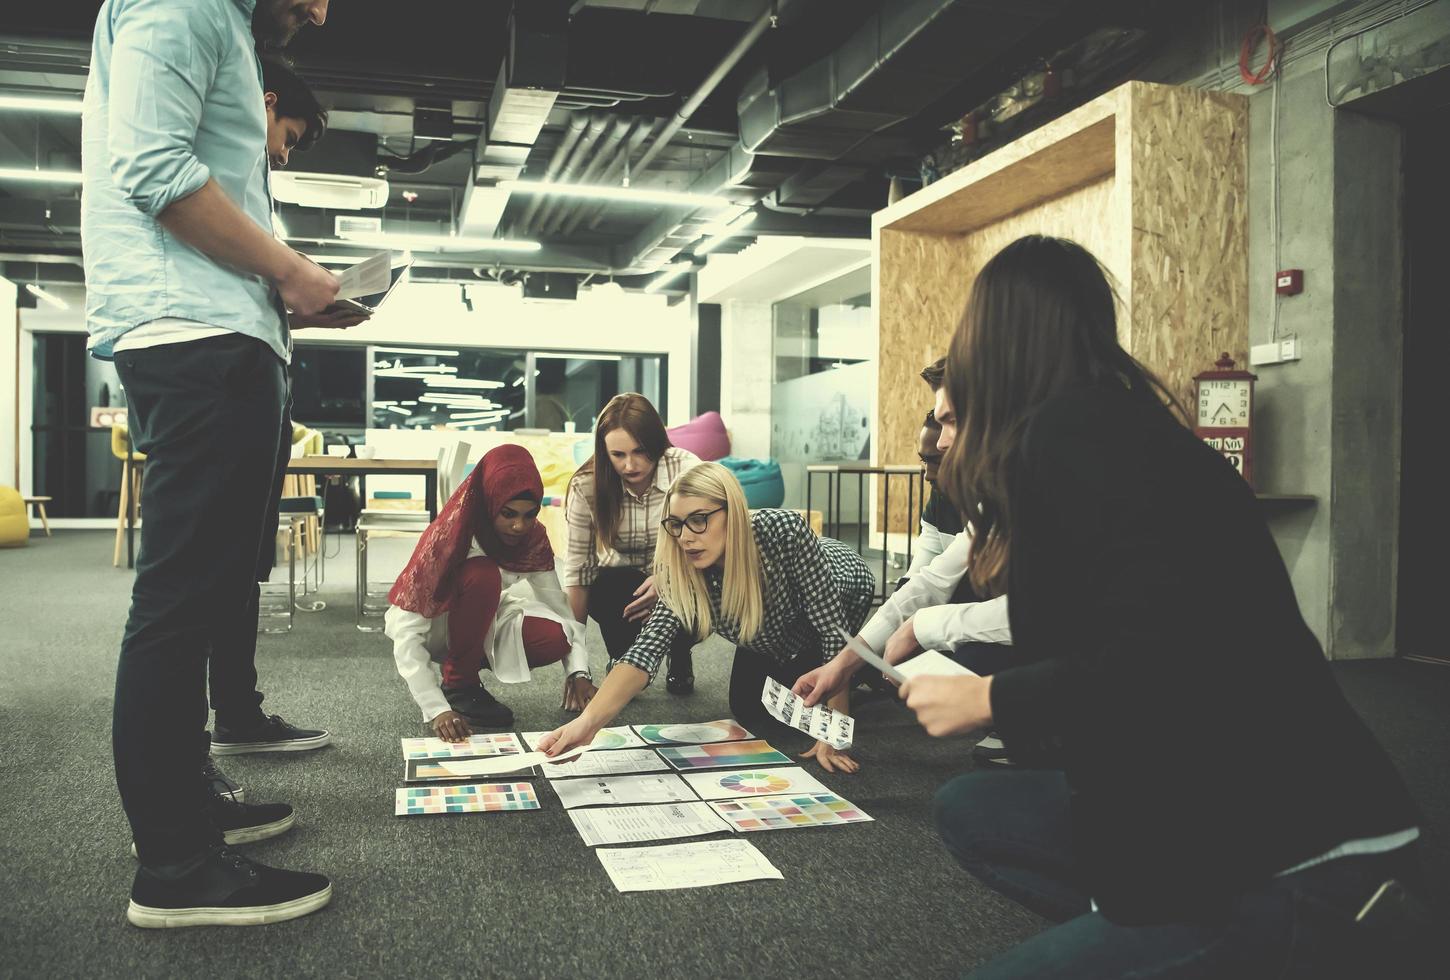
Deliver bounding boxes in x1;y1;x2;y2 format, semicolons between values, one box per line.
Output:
441;557;571;690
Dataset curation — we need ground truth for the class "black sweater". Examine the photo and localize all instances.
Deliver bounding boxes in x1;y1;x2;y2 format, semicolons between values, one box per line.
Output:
989;384;1418;924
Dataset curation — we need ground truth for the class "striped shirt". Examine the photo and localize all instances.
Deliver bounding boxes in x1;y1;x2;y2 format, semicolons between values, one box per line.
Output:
560;446;699;588
620;509;876;679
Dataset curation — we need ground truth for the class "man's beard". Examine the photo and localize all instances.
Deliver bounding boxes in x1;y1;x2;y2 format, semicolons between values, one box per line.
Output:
253;1;302;49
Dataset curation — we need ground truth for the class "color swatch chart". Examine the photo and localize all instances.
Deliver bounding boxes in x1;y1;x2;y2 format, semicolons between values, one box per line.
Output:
709;794;874;832
634;720;752;745
394;782;540;816
659;739;791;771
400;733;524;759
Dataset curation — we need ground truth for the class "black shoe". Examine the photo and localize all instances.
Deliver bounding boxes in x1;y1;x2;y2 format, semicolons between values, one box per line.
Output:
130;797;294;859
665;652;694;695
212;714;331;755
127;845;331;928
443;685;514;729
203;755;244;803
972;731;1015;767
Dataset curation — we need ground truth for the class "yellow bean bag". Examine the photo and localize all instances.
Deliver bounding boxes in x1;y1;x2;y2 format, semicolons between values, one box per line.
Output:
0;486;29;548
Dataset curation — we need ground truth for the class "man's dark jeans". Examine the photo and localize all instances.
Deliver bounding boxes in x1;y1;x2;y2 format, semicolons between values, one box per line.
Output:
113;334;287;864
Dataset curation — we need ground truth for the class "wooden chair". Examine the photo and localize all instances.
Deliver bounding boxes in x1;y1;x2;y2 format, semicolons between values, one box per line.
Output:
111;425;146;566
23;496;51;537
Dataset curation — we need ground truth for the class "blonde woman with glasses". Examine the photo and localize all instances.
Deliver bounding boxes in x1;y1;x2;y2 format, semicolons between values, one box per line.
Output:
540;463;875;773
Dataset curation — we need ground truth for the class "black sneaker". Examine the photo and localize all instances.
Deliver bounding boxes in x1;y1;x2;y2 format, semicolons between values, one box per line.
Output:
443;685;514;729
666;651;694;695
211;714;331;755
127;845;331;928
973;731;1015;767
130;797;294;858
203;755;244;803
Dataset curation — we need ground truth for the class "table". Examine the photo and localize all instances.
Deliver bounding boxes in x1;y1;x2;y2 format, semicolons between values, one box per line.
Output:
805;463;927;605
285;457;440;521
23;496;51;537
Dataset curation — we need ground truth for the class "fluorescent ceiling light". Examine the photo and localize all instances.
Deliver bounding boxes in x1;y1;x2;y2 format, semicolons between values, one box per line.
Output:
423;377;504;390
644;261;693;294
0;94;84;114
339;230;540;252
0;167;82;184
25;284;69;309
375;346;460;357
271;172;389;209
498;179;729;209
384;405;414;416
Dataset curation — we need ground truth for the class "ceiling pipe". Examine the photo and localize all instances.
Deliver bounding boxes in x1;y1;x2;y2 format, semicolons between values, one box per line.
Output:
577;117;657;233
628;4;776;182
511;112;591;237
520;111;609;236
539;116;632;237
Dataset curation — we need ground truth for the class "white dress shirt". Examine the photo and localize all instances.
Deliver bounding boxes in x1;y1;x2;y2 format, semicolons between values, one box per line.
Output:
385;541;590;721
902;518;959;580
860;531;1012;654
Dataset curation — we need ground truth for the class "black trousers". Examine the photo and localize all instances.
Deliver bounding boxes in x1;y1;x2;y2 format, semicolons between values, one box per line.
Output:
113;334;288;864
727;645;819;734
587;566;693;667
206;390;292;729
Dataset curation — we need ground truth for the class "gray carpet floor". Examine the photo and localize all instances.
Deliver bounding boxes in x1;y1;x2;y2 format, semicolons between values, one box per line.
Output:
1;530;1445;979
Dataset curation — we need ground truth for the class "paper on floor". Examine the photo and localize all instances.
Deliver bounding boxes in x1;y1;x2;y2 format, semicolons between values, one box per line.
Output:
400;733;525;759
394;782;538;816
519;726;646;752
595;839;782;892
568;801;732;847
436;743;592;778
550;773;696;809
538;747;670;780
896;650;977;680
632;720;753;745
760;676;854;749
709;793;874;832
681;765;831;801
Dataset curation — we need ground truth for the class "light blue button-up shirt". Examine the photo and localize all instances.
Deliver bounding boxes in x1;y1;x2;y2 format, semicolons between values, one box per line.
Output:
82;0;290;362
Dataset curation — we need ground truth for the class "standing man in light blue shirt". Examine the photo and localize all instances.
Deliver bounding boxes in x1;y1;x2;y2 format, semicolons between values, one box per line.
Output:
83;0;357;928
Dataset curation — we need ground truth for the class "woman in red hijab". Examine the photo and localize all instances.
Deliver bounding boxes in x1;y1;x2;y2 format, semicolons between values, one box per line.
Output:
384;445;596;740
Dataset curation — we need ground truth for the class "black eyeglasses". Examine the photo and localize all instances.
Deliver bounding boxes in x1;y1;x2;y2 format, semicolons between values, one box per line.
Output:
661;507;724;538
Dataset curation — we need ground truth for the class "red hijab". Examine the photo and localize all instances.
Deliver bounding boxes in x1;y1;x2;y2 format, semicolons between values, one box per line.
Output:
387;444;554;618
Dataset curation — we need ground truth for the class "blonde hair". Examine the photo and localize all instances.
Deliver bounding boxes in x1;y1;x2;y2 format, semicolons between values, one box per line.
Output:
652;462;763;645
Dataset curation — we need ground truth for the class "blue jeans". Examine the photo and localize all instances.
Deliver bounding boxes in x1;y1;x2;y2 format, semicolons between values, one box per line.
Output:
935;770;1418;979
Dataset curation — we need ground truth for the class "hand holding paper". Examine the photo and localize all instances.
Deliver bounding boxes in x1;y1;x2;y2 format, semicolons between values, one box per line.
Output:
760;677;854;749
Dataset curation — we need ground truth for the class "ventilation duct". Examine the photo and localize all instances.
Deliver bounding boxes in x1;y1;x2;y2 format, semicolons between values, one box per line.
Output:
737;0;1065;160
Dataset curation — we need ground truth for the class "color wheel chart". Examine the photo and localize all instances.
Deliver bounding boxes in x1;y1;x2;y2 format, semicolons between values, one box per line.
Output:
709;794;874;832
633;720;752;745
400;733;524;759
682;766;832;801
520;726;645;752
659;739;791;771
394;782;540;816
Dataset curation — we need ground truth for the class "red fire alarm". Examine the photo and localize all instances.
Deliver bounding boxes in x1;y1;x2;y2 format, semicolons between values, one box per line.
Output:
1275;269;1303;295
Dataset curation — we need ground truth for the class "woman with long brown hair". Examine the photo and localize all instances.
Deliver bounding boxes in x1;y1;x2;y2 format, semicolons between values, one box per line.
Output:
805;236;1422;976
561;393;699;693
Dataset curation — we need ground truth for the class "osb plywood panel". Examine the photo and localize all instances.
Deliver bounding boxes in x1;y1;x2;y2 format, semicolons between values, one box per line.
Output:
875;175;1120;534
882;117;1117;235
1126;84;1249;410
876;88;1122;234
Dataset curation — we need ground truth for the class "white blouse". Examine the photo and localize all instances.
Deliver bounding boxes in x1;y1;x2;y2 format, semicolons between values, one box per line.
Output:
384;541;590;721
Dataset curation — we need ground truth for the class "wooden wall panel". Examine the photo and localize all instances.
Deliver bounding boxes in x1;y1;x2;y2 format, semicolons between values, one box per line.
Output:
875;176;1120;533
1127;85;1249;409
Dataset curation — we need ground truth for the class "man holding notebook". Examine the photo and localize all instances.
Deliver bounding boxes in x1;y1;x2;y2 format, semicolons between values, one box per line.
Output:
83;0;360;927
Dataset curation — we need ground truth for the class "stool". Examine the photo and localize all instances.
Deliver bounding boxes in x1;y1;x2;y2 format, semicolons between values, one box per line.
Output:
279;495;326;592
259;517;302;634
110;425;146;567
23;496;51;537
354;511;426;631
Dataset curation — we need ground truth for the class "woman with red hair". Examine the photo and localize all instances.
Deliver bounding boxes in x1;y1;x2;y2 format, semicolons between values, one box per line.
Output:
384;445;595;739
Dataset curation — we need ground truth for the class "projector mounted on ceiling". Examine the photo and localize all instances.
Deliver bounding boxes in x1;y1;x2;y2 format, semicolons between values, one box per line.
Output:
271;172;389;210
